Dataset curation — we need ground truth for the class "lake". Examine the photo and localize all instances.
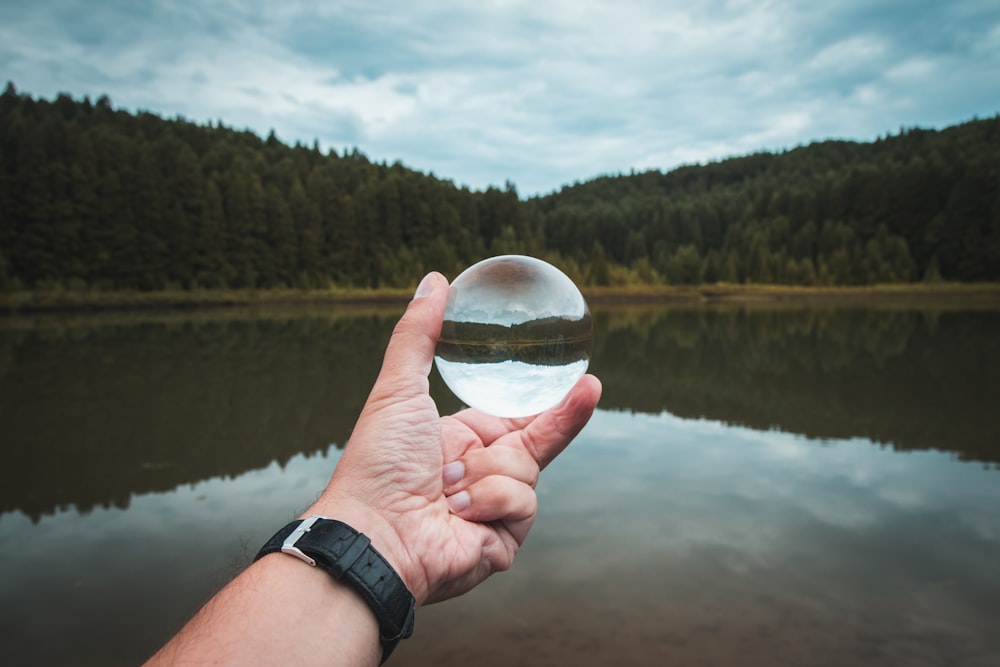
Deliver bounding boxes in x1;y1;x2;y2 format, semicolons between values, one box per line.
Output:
1;302;998;666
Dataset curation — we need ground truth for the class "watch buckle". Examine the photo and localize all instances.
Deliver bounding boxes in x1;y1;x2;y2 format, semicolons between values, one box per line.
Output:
281;515;324;566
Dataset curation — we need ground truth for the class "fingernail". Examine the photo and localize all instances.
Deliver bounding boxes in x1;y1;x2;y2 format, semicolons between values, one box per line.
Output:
413;273;437;300
447;490;470;514
442;460;465;486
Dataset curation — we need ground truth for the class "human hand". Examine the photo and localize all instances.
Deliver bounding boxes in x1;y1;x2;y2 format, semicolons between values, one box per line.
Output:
304;271;602;606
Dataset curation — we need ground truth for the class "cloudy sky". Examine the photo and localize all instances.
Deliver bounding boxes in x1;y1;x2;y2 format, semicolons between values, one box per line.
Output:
1;0;998;195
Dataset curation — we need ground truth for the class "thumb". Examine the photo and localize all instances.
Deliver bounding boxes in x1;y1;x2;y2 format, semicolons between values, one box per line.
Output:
369;272;450;401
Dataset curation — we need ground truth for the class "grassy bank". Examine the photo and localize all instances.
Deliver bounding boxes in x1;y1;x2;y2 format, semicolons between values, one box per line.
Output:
0;286;414;315
3;282;1000;315
584;282;1000;305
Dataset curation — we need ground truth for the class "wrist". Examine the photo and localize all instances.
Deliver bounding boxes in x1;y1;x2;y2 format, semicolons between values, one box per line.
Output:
301;495;429;605
255;516;416;662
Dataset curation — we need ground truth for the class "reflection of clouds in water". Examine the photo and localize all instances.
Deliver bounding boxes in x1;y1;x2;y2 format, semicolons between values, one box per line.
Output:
544;409;1000;556
2;445;345;553
0;445;349;665
518;409;1000;666
5;404;998;666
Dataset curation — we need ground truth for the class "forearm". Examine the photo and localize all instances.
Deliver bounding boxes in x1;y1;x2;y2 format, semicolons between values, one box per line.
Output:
144;552;382;667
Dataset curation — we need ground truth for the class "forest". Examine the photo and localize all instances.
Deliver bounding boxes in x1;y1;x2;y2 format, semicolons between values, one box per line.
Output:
1;82;998;291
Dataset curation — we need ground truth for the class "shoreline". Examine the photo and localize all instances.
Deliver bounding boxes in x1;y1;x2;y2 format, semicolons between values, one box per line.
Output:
583;282;1000;305
2;282;1000;315
0;287;414;316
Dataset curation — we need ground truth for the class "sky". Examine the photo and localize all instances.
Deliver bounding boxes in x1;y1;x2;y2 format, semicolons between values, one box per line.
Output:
1;0;999;196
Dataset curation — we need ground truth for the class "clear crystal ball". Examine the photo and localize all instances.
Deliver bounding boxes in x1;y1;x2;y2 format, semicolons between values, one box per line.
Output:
434;255;593;418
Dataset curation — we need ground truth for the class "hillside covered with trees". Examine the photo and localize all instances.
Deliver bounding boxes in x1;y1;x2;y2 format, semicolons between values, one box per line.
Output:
1;83;998;292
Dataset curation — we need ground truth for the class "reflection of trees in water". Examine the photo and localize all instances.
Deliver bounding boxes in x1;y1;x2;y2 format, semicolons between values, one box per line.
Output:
592;305;1000;466
0;311;463;521
2;305;997;521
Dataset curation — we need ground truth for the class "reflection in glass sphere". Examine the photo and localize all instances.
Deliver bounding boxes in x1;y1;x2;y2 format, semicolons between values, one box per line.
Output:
434;255;593;418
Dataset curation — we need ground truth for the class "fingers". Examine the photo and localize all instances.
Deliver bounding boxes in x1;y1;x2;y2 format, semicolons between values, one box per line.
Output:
451;373;603;469
446;475;538;546
438;415;483;464
442;444;541;545
366;272;449;404
516;373;602;469
443;445;540;494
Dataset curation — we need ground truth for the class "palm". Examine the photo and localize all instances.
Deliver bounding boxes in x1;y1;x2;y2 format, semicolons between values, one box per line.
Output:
349;391;535;604
417;414;529;604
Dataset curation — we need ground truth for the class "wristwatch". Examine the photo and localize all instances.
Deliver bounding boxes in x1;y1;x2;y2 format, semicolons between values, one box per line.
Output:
254;516;416;663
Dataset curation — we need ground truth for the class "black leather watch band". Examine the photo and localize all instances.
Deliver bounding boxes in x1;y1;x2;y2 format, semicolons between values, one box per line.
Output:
254;516;415;663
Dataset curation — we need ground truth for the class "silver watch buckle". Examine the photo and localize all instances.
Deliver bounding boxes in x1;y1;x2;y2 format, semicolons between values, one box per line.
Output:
281;515;325;566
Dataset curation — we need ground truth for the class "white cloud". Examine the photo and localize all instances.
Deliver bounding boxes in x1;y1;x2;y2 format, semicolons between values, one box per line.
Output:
1;0;998;194
807;34;889;74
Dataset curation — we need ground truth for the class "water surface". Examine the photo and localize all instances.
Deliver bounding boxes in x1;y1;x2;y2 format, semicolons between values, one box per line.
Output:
1;304;998;666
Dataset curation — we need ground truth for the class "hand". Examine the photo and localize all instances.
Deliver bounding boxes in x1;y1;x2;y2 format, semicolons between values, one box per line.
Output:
305;271;602;605
143;271;601;667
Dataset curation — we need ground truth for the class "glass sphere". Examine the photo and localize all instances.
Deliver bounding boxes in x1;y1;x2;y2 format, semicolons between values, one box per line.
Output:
434;255;592;418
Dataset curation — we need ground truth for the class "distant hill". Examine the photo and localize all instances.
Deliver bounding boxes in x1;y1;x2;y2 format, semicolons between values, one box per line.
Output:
2;82;997;291
528;116;1000;285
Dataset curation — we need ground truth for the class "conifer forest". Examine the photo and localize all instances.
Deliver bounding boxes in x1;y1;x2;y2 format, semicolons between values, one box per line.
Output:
2;83;998;292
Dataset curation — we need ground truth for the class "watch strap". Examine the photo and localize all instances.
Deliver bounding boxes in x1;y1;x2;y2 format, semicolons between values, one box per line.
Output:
254;516;415;663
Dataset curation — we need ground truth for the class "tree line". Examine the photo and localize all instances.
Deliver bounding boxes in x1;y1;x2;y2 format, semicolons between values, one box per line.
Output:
2;82;998;291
